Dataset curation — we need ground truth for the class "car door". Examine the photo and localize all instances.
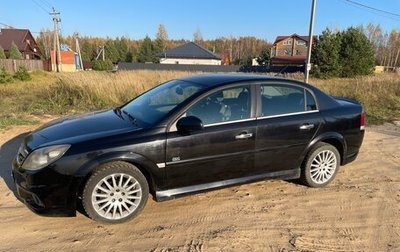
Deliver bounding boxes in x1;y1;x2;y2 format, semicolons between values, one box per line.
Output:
254;83;322;175
165;84;257;189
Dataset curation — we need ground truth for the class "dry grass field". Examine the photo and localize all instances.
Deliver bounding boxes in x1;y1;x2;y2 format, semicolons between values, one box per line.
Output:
0;70;399;129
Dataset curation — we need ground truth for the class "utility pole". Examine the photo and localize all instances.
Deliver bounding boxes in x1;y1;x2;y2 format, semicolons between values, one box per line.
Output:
95;45;105;61
50;7;62;72
74;32;84;70
304;0;316;83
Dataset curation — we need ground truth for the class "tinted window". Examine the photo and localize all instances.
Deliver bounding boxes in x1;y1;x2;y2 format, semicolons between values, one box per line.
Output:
187;85;251;125
261;84;305;116
122;80;206;126
306;90;317;111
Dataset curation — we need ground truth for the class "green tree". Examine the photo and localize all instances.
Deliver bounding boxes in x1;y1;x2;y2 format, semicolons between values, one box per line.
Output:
116;37;130;62
105;40;120;62
0;46;6;59
137;36;155;63
340;27;375;77
311;28;342;78
9;42;23;59
80;41;94;61
256;47;270;65
239;55;254;66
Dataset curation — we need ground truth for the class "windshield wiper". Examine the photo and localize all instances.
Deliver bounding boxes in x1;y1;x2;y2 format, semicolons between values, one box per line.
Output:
113;107;123;118
122;109;138;126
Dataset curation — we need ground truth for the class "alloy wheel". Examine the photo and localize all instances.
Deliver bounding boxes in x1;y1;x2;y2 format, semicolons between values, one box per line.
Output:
310;150;337;184
91;173;142;220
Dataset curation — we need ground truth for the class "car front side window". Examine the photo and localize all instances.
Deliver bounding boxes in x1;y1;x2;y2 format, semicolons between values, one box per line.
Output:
186;85;251;125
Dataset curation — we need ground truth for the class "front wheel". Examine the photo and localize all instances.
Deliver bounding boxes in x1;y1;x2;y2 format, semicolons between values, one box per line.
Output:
300;142;340;187
82;161;149;223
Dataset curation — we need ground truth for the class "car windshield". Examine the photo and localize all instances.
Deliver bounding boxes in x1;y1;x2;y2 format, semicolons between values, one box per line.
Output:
121;80;206;126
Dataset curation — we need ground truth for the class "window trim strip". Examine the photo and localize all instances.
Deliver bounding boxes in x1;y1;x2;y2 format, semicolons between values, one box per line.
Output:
204;117;256;128
257;110;319;120
202;110;319;128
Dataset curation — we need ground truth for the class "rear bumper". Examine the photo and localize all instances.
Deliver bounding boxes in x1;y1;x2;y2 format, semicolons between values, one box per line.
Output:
342;150;359;165
342;129;364;166
12;159;77;217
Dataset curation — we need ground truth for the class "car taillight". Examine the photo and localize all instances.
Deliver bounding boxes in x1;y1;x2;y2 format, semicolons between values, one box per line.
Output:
360;112;365;130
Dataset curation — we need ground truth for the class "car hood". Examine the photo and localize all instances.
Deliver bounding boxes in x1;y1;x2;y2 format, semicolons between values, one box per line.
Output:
25;109;140;150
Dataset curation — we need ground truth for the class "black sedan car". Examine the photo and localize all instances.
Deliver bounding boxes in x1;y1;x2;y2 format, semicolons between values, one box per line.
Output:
12;74;365;223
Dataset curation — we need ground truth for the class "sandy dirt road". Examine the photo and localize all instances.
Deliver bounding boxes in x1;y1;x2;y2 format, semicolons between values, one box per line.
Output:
0;123;399;252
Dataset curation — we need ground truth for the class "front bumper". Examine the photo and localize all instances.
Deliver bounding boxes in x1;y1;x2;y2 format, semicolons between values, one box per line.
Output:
12;158;77;217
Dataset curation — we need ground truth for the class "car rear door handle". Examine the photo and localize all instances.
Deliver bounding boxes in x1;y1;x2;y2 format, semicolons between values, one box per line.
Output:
235;132;253;140
299;123;315;130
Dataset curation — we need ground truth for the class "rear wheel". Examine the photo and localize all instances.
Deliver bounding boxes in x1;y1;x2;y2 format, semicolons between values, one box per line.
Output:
300;142;340;187
82;161;149;223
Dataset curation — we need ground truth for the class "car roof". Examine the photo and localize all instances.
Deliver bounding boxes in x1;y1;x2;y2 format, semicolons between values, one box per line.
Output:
176;74;339;110
177;74;288;87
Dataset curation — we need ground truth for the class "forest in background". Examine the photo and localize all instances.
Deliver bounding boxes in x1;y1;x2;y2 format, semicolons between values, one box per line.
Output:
32;23;399;68
35;24;271;66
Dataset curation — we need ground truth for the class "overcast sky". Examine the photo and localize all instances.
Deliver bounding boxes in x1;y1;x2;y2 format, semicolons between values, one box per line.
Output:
2;0;399;41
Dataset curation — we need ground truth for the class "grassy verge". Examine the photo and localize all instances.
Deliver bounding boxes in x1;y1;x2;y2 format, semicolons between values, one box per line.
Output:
309;75;400;124
0;115;38;129
0;70;399;129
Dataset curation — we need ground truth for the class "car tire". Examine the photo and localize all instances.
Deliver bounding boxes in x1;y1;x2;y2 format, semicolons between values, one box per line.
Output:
82;161;149;224
300;142;340;187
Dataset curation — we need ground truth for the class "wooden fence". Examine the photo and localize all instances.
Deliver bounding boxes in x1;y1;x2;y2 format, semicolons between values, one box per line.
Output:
118;62;305;74
0;59;47;72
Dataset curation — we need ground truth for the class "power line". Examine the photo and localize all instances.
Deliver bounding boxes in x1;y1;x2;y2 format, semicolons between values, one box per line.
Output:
30;0;50;14
0;22;15;28
37;0;52;9
343;0;400;18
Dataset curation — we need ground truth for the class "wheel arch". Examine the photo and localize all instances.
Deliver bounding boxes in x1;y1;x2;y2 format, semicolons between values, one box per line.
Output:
75;152;162;199
302;132;347;165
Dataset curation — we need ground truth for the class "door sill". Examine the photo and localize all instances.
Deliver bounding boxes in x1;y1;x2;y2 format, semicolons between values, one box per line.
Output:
155;168;300;201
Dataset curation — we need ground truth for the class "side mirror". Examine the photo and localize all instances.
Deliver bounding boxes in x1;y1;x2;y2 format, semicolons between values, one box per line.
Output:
176;116;204;134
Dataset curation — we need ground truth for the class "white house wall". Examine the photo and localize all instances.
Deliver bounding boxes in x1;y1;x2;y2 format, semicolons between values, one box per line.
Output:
160;58;221;65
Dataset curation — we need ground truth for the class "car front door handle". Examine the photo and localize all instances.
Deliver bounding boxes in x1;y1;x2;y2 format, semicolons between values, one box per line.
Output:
235;132;253;140
299;123;315;130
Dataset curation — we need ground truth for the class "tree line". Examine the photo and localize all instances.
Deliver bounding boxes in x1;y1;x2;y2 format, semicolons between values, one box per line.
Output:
36;24;271;67
34;23;398;77
362;23;400;68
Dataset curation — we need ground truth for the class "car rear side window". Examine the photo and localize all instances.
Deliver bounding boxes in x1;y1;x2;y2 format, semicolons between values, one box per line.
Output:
306;90;317;111
260;84;317;117
187;85;251;125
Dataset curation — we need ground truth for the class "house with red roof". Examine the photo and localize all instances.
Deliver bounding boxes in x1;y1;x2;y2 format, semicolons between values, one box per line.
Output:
0;28;42;59
270;34;317;66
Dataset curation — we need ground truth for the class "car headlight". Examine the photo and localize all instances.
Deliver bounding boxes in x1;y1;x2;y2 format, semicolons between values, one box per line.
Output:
22;145;70;170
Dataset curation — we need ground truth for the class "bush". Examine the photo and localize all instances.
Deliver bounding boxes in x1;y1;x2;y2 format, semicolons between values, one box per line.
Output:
13;66;31;81
92;59;113;71
0;67;13;83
